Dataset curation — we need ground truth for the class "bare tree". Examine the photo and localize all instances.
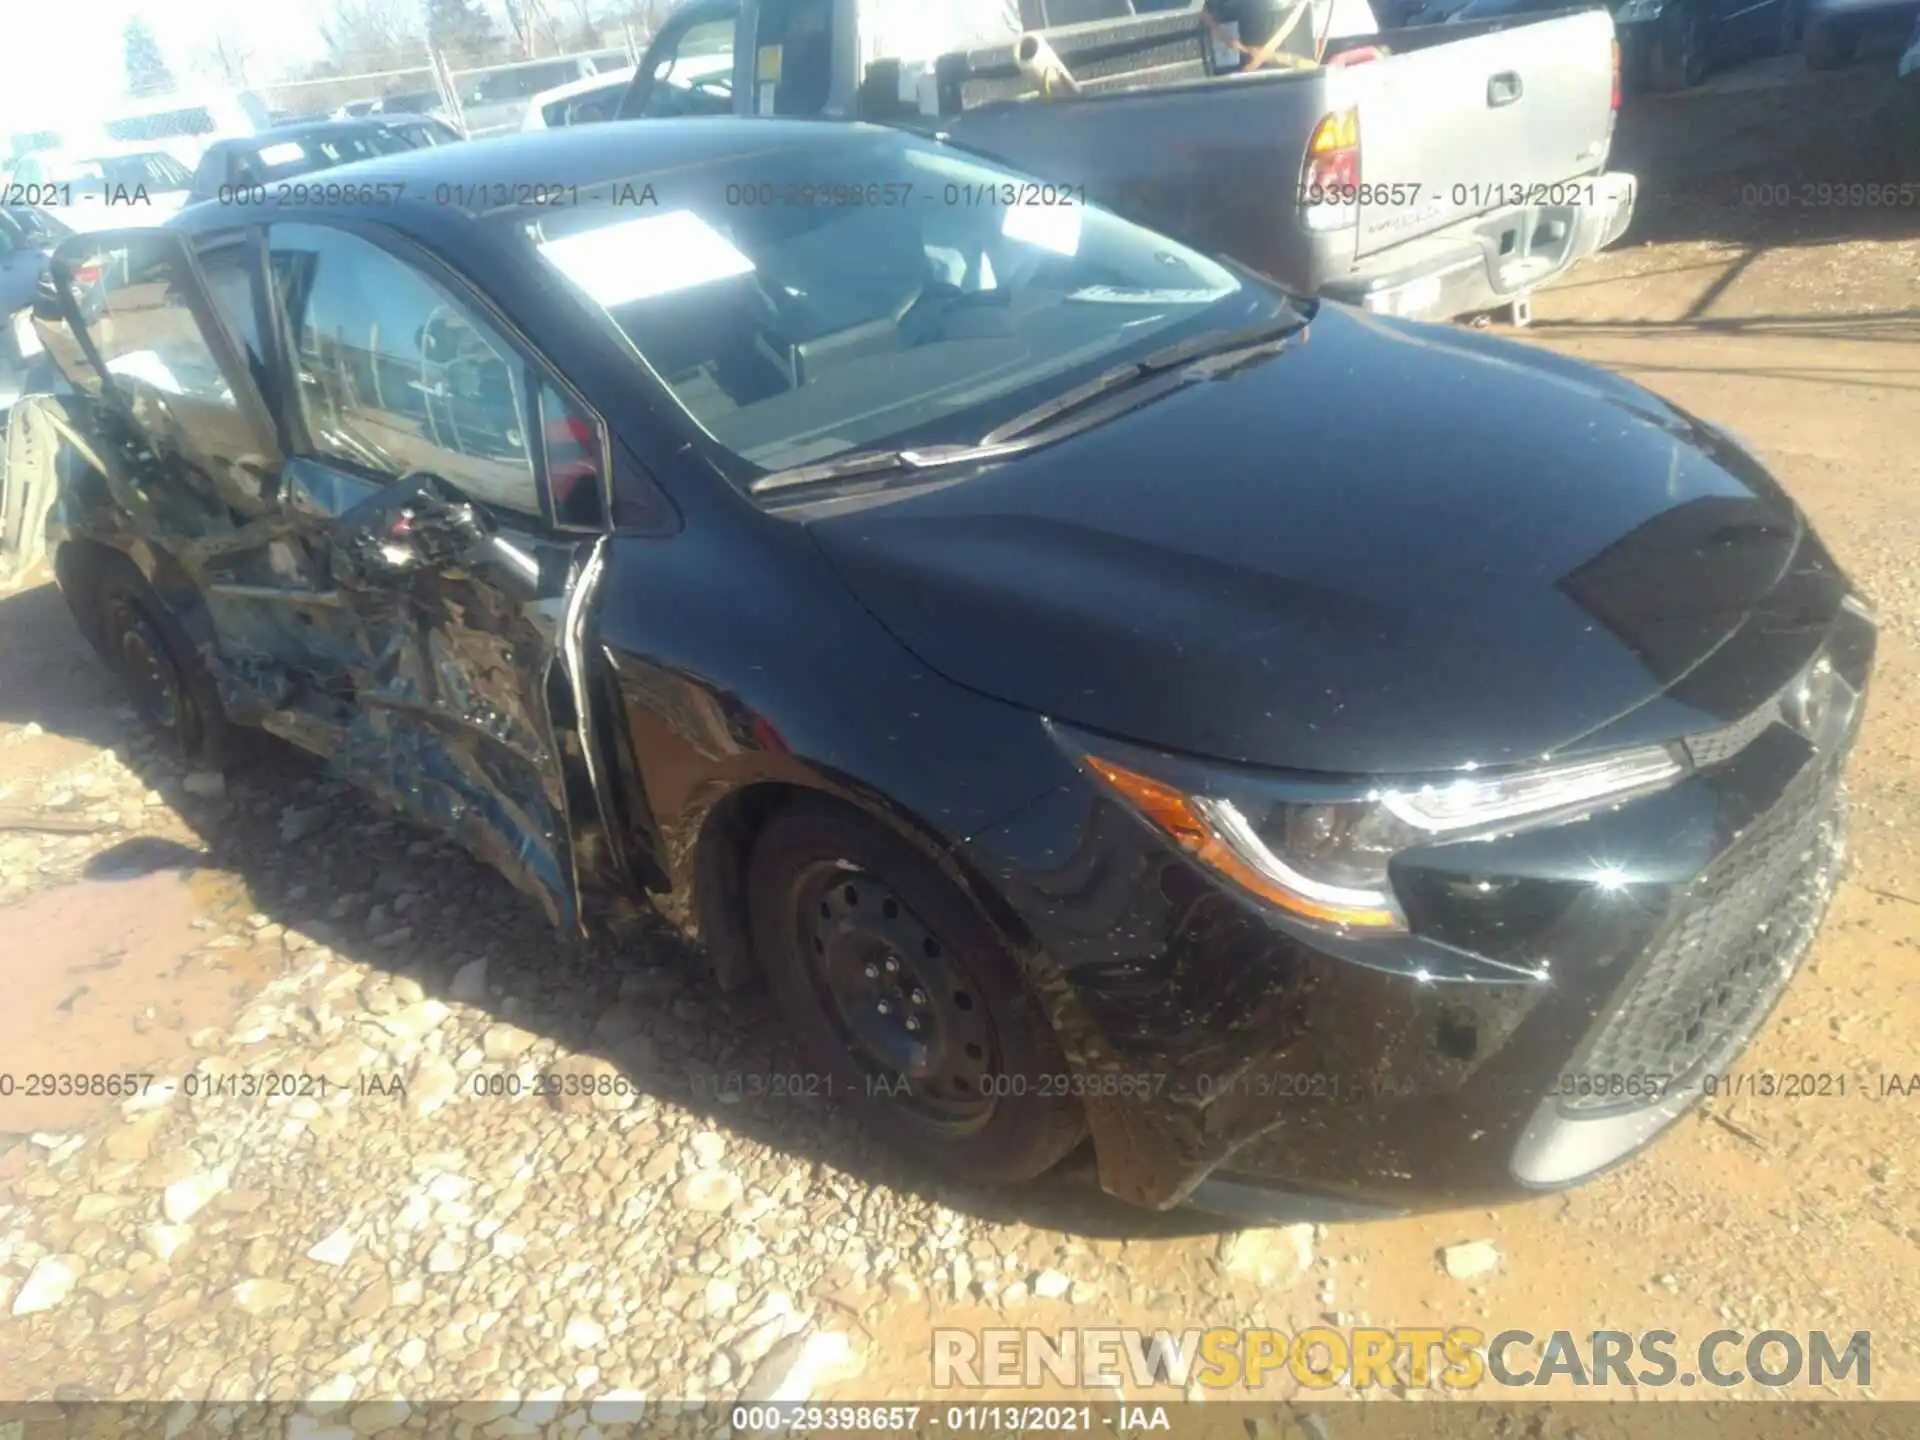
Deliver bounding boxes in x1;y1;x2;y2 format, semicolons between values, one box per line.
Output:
617;0;666;45
562;0;603;48
123;16;178;98
505;0;574;57
318;0;427;71
191;31;256;88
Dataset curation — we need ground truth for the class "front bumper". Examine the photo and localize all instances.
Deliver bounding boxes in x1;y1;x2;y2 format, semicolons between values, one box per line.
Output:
963;571;1873;1216
1319;171;1637;322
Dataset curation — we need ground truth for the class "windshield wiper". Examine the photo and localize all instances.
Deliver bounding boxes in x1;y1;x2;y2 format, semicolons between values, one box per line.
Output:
980;313;1310;448
747;441;1025;497
747;311;1311;497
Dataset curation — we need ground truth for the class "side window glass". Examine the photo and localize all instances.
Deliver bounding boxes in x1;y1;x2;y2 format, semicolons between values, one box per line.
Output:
266;221;541;517
539;380;605;529
195;232;269;397
52;232;278;478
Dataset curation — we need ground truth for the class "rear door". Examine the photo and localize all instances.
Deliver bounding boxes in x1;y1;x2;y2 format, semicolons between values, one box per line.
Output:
1338;7;1618;258
254;218;621;930
39;226;291;633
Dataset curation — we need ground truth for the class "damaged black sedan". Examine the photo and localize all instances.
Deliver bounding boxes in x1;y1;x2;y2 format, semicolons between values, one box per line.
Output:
25;119;1873;1220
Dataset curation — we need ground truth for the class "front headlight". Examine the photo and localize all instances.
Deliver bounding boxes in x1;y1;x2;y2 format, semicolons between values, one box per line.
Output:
1063;729;1686;935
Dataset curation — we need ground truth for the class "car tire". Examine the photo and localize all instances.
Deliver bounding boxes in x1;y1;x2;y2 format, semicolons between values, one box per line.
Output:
1801;17;1857;66
1648;0;1711;89
747;798;1089;1185
90;559;233;769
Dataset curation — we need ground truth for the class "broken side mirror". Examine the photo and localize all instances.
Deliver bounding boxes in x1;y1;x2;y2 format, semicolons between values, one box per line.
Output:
332;471;492;585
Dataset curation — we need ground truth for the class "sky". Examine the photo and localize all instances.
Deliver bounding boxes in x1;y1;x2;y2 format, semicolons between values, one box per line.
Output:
0;0;336;130
0;0;594;132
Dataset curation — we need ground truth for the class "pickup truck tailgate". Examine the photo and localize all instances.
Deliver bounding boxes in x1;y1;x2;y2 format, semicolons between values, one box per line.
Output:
1340;8;1617;260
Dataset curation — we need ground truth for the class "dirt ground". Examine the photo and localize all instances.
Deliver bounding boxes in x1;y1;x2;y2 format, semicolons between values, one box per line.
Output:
0;52;1917;1416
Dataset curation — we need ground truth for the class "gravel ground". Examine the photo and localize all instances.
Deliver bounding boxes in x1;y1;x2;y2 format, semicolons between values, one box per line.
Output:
0;49;1917;1424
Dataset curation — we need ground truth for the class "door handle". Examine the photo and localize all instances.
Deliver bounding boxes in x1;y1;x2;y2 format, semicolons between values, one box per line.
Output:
1488;71;1523;106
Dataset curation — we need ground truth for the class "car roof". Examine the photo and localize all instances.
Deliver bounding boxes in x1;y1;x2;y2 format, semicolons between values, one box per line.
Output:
529;65;639;106
169;119;915;236
222;118;409;146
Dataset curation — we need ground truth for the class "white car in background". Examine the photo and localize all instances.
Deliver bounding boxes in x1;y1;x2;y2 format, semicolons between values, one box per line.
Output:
455;55;616;136
93;91;272;168
8;92;270;173
1;146;193;233
520;64;639;130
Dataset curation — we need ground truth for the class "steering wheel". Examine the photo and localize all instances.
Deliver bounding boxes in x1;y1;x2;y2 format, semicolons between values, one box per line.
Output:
416;303;505;459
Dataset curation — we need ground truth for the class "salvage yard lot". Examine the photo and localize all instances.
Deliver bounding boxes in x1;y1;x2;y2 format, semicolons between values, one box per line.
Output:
0;60;1917;1410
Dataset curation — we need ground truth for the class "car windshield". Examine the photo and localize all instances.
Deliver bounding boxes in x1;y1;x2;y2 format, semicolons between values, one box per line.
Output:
525;131;1290;482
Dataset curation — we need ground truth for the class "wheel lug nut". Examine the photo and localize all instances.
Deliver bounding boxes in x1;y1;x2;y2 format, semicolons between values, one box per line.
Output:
904;1017;921;1033
863;962;881;980
884;956;900;974
910;989;928;1006
876;1000;891;1015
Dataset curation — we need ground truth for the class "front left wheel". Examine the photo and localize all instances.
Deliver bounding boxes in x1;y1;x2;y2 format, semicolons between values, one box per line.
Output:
747;799;1088;1185
89;560;232;769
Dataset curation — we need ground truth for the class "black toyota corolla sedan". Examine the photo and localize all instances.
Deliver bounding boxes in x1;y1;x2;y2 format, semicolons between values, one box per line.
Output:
25;119;1872;1221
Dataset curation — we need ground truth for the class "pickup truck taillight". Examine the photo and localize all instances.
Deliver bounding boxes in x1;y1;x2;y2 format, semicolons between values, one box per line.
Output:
1611;39;1622;114
1301;108;1360;233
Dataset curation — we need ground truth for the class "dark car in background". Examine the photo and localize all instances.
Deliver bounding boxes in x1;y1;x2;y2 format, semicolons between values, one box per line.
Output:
25;120;1873;1220
1397;0;1801;87
1802;0;1920;65
186;118;464;202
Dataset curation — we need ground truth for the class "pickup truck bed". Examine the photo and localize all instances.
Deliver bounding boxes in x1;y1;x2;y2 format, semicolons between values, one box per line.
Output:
927;5;1634;318
623;0;1635;320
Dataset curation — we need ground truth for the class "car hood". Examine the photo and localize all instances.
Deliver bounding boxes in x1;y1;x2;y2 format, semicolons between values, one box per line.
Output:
802;304;1819;776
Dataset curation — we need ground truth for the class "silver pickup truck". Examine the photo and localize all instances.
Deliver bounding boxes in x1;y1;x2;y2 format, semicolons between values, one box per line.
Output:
615;0;1635;321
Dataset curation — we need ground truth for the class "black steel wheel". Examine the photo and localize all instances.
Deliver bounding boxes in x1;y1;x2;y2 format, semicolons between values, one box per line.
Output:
1649;0;1711;90
799;866;999;1125
105;590;186;736
90;561;231;767
748;799;1088;1184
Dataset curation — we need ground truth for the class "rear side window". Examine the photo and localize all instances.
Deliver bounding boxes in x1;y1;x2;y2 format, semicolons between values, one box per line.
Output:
266;221;542;516
48;233;278;479
195;232;269;395
539;380;605;528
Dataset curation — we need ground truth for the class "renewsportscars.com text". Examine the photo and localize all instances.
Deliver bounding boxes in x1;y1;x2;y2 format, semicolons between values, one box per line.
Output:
932;1327;1872;1392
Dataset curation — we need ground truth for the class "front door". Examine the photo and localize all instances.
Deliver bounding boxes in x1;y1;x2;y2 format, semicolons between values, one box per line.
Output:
255;218;610;931
46;222;610;933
